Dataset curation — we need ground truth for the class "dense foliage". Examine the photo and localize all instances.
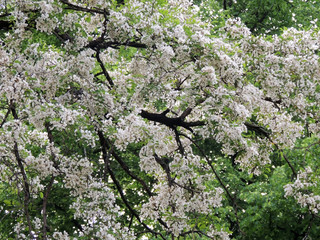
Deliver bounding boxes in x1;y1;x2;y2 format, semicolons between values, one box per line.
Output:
211;0;320;34
0;0;320;239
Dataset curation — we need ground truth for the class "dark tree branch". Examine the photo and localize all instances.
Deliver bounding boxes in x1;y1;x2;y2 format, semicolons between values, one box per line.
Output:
140;108;205;132
179;133;234;201
154;154;173;186
280;149;297;178
264;97;281;110
105;137;154;197
42;176;55;239
0;20;12;30
244;121;270;137
141;108;204;158
179;230;214;239
96;131;154;197
59;0;106;14
250;3;275;33
97;131;166;240
10;101;19;120
53;28;73;43
174;128;184;155
260;128;298;178
0;13;11;18
13;142;33;237
42;122;57;239
87;39;147;51
172;180;201;195
302;213;315;240
223;0;227;10
243;121;297;178
95;50;114;88
0;108;10;128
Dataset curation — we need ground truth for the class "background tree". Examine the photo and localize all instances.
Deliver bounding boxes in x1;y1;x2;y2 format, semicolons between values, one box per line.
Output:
205;0;320;34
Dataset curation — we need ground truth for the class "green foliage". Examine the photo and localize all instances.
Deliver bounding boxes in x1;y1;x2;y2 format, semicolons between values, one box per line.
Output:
194;136;320;239
199;0;320;35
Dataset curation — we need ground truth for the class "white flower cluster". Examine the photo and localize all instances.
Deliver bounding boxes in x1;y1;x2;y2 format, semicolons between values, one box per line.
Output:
284;167;320;214
71;182;134;239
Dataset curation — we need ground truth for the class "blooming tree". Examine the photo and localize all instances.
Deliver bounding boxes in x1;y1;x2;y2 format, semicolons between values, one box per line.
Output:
0;0;320;239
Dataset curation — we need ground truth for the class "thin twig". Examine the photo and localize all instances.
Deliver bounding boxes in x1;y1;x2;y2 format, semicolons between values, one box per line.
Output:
0;108;10;128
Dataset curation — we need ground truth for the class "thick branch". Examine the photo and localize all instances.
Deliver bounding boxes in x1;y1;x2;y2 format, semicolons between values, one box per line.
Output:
53;28;73;43
0;20;12;30
264;97;281;110
154;154;173;186
96;50;114;88
10;105;32;235
244;121;297;178
97;131;153;196
180;230;214;239
59;0;106;14
140;108;205;132
10;101;19;120
87;39;147;51
244;121;270;137
281;149;297;178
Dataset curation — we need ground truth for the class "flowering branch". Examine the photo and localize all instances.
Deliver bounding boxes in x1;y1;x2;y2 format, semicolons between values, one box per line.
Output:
98;131;166;239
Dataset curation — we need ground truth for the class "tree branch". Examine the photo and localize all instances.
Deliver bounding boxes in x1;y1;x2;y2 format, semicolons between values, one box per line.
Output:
244;121;270;137
13;142;33;238
97;131;166;239
87;39;147;51
59;0;106;14
154;154;173;186
42;122;57;239
104;136;154;197
140;108;205;132
95;50;114;88
0;108;10;128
